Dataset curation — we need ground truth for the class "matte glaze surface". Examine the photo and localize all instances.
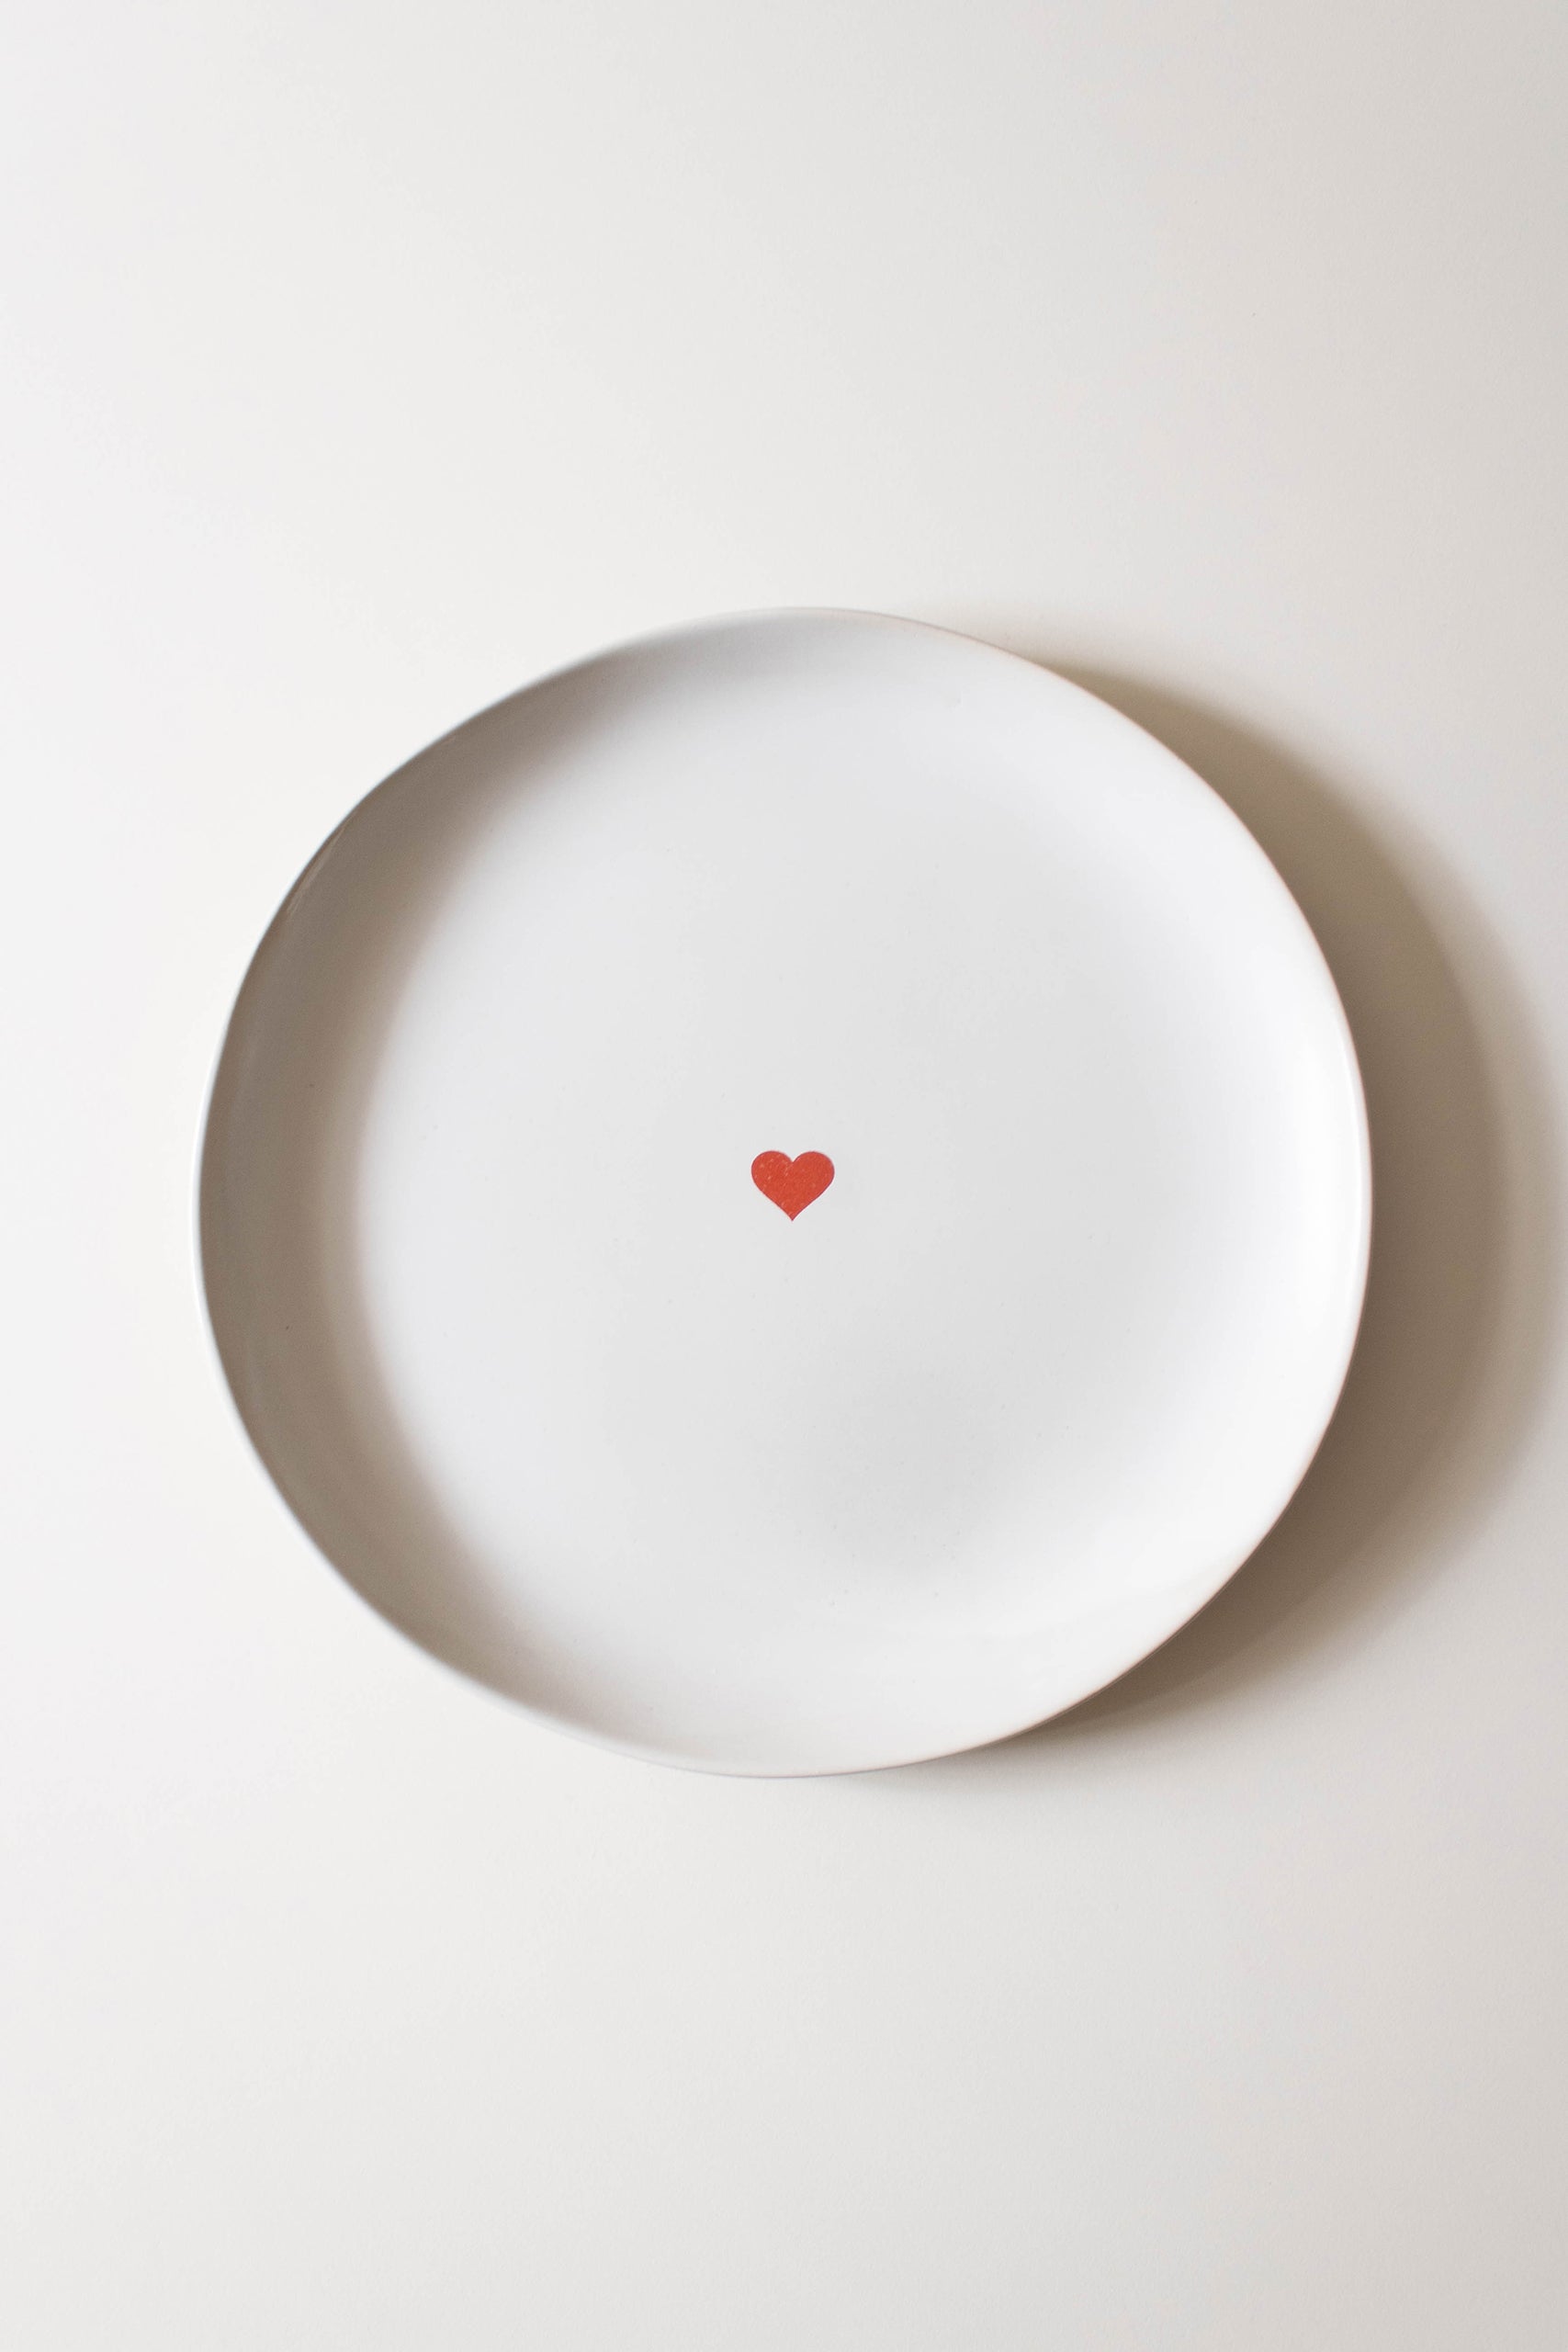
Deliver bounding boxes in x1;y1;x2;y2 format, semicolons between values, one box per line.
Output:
200;615;1369;1772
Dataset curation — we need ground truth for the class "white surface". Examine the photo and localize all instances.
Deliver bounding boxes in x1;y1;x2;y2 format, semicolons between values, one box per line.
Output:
1;0;1563;2340
200;613;1369;1772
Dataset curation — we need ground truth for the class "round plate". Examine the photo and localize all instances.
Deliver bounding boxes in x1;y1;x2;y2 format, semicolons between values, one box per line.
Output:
198;613;1370;1774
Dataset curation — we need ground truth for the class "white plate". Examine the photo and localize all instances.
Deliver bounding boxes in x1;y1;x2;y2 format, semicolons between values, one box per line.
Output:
198;613;1370;1774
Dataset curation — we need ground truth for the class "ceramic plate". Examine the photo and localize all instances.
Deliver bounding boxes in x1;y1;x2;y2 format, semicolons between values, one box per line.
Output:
198;613;1370;1773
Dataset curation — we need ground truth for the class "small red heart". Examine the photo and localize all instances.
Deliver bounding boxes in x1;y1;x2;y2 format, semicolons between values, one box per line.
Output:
751;1149;835;1220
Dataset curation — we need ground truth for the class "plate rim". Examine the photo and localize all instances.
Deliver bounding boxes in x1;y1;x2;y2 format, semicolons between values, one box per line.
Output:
192;605;1373;1776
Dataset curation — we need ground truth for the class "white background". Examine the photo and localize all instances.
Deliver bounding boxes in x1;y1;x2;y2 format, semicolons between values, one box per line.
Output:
2;2;1564;2344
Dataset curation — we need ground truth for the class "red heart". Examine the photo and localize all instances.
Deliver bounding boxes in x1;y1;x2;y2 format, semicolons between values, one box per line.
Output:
751;1150;835;1220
